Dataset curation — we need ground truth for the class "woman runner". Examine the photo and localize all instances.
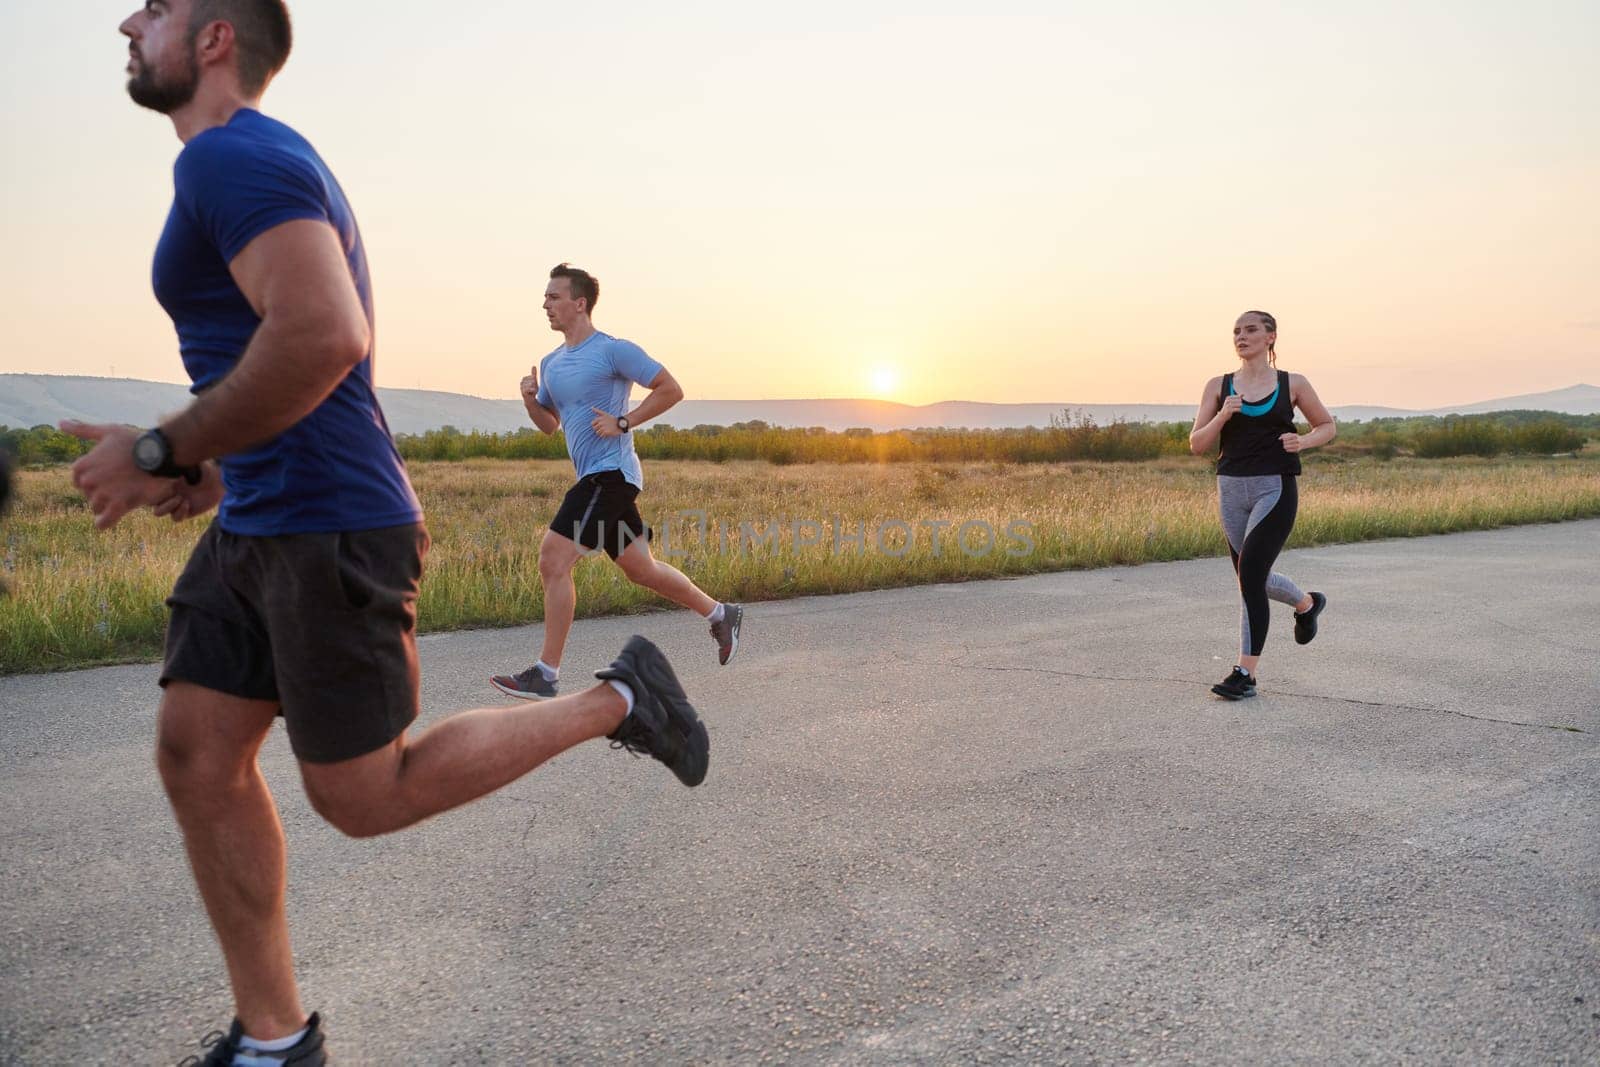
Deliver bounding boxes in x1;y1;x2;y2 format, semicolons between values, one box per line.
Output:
1189;310;1336;699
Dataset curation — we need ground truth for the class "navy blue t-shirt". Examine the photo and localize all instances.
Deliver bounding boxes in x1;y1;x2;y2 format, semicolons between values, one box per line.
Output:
152;108;422;535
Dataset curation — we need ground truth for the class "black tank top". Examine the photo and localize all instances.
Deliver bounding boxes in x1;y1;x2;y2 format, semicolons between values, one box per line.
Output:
1217;369;1301;476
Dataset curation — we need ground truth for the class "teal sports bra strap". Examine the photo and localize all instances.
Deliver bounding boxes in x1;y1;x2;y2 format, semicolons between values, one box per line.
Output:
1227;373;1280;417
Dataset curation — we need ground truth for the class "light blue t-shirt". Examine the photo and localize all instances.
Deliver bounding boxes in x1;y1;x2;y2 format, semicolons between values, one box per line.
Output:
537;331;664;488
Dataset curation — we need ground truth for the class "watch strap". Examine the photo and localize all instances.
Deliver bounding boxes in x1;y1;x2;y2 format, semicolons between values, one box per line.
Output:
136;428;203;483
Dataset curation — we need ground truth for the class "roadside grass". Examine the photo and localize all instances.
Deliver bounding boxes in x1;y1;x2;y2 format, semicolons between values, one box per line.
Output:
3;452;1598;674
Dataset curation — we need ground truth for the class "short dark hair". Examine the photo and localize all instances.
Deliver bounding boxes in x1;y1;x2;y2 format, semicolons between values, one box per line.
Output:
550;263;599;314
190;0;293;95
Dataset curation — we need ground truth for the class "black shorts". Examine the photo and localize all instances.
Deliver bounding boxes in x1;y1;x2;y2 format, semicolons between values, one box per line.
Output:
550;470;652;560
160;522;429;764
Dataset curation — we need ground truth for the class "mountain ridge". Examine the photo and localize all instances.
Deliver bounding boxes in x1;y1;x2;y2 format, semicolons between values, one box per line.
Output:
3;374;1597;435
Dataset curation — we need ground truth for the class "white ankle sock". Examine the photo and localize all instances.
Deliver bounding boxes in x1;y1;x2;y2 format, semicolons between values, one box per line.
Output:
536;660;559;681
607;679;635;716
234;1024;308;1066
705;603;725;623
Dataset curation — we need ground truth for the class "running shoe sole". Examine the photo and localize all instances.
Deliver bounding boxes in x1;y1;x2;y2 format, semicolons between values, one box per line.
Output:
714;604;744;666
489;676;558;701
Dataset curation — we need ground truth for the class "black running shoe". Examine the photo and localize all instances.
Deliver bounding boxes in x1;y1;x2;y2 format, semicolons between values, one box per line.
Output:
596;636;709;787
1294;591;1327;645
1210;666;1258;701
710;603;744;665
179;1013;329;1066
490;666;558;700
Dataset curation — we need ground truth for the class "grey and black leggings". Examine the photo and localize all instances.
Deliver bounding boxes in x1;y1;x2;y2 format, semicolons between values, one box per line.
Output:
1218;474;1305;657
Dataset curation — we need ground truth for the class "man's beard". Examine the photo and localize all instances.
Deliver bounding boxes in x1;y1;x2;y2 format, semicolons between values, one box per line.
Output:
126;47;200;114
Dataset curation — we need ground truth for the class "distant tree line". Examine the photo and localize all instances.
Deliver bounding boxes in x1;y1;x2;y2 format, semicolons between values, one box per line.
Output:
396;414;1193;465
2;411;1593;470
0;425;93;466
393;410;1596;465
1336;411;1595;460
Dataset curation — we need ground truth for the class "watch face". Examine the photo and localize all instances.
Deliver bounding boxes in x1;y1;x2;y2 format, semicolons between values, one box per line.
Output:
133;432;165;471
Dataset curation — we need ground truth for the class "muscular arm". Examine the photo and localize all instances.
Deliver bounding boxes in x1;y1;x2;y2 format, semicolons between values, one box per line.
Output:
521;363;560;435
160;219;371;465
1288;375;1337;450
526;400;560;435
590;368;687;438
1189;376;1238;455
625;369;685;428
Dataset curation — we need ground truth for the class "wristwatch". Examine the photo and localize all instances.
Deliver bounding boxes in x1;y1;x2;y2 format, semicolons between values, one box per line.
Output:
133;428;203;485
616;415;631;432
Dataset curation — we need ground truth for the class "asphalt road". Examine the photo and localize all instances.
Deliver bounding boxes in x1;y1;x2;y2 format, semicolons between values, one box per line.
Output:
2;520;1597;1065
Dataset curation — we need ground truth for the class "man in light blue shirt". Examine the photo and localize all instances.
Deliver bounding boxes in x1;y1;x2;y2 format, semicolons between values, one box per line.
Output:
492;264;744;699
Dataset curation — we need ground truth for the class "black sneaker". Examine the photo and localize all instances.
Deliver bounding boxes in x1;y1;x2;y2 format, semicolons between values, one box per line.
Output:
490;666;558;700
1210;666;1258;701
179;1013;329;1066
709;603;744;665
1294;592;1327;645
596;636;709;787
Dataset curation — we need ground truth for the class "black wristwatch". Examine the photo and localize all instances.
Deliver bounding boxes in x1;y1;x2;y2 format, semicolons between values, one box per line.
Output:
616;415;631;432
133;428;202;485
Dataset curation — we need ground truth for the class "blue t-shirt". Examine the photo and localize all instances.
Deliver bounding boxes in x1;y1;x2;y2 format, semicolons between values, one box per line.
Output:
537;332;664;488
151;109;422;536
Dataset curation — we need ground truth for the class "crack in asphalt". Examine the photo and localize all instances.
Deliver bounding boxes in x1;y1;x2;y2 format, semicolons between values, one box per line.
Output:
1263;687;1587;734
937;661;1589;736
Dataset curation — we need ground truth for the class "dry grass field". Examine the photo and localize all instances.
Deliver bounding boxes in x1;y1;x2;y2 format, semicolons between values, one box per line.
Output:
3;453;1598;673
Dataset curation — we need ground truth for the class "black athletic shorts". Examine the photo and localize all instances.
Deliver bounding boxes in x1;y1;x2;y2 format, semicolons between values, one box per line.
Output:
549;469;651;560
160;522;429;764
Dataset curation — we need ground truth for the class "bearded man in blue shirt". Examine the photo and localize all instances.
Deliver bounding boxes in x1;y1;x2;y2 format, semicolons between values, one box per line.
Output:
62;3;709;1062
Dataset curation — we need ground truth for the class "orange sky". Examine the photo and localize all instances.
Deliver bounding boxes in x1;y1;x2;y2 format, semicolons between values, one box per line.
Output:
3;2;1596;409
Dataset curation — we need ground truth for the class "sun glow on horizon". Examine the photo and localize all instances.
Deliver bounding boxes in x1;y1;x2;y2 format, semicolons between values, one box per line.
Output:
867;364;904;400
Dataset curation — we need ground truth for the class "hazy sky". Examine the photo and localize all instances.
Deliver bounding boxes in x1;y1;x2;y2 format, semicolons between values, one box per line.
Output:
3;1;1596;408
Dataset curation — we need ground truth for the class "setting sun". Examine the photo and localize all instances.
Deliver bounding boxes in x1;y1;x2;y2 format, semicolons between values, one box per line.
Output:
869;364;901;398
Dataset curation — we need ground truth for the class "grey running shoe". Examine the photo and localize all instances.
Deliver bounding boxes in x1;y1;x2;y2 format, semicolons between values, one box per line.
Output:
709;603;744;665
597;636;709;787
490;666;558;700
1294;591;1327;645
1210;667;1258;701
179;1013;328;1066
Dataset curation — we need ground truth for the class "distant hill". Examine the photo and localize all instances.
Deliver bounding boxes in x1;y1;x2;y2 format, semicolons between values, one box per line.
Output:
1425;383;1600;417
2;374;1596;435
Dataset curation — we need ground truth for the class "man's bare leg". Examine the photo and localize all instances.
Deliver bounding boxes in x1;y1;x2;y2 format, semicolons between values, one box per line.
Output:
162;681;629;1037
615;537;717;615
157;682;305;1041
164;633;703;1050
537;529;584;669
300;683;628;839
616;537;744;665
